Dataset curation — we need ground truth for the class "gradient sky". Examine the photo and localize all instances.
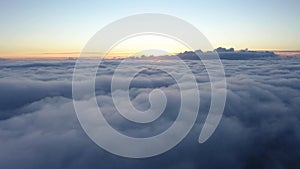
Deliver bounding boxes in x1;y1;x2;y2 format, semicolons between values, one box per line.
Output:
0;0;299;58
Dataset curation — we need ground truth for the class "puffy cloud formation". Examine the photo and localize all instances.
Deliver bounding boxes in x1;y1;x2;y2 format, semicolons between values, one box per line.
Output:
0;58;300;169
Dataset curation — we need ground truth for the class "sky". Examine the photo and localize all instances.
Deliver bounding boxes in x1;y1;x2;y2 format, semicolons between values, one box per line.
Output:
0;0;299;58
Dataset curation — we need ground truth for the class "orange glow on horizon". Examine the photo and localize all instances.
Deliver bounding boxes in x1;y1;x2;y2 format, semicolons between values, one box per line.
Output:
0;35;192;59
2;49;300;59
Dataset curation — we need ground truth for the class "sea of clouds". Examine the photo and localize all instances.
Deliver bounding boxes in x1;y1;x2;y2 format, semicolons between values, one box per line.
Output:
0;57;300;169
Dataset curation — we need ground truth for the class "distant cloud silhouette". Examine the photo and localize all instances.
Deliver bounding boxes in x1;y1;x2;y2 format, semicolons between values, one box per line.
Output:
176;48;278;60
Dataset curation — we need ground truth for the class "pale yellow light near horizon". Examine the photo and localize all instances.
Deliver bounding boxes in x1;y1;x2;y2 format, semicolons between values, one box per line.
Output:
106;35;191;58
1;32;299;59
0;35;192;59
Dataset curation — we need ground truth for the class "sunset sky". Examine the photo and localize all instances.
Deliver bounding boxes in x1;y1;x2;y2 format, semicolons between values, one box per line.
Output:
0;0;299;58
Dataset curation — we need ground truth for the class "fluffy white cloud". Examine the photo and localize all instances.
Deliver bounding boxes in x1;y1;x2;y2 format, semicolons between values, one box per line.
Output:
0;58;300;169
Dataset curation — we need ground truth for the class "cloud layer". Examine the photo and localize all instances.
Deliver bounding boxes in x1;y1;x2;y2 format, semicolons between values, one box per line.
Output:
0;58;300;169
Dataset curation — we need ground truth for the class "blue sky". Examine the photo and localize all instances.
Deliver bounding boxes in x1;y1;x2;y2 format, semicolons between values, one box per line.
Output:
0;0;299;57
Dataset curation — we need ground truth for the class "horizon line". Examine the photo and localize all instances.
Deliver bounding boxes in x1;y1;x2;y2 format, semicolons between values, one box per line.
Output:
1;48;300;59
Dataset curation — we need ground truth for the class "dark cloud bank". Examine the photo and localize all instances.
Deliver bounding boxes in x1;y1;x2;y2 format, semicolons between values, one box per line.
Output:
0;57;300;169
